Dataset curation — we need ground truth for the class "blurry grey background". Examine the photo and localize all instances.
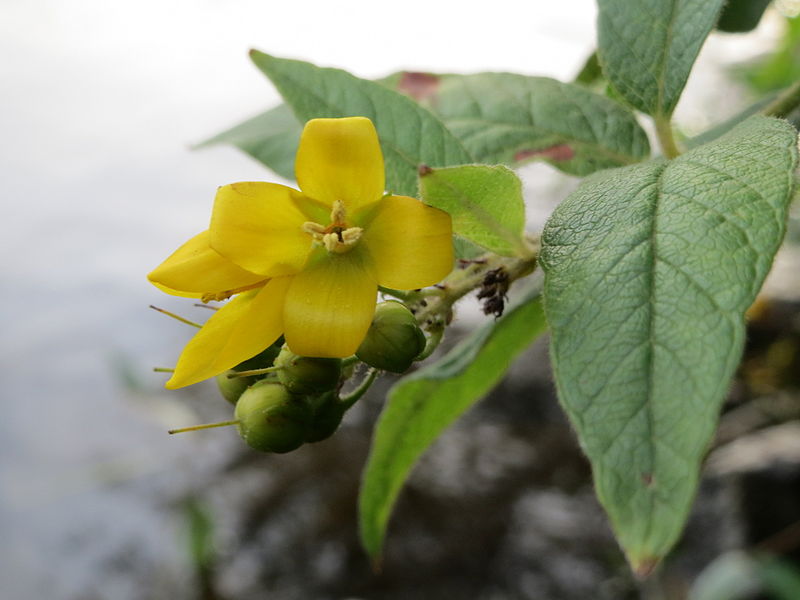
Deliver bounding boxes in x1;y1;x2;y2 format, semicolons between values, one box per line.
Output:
0;1;793;598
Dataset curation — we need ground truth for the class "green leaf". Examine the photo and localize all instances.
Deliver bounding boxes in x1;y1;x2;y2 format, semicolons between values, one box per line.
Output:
419;164;526;256
249;52;473;197
195;104;300;180
597;0;726;117
194;71;422;180
432;73;650;176
716;0;771;33
689;552;800;600
574;51;604;86
359;281;547;560
540;116;798;572
685;93;778;149
201;70;648;182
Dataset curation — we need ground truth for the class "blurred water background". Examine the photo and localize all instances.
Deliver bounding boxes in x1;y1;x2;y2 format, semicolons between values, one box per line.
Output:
1;1;797;598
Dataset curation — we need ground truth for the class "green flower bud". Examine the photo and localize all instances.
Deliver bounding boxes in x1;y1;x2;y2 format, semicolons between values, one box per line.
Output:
215;372;252;404
305;393;346;443
235;339;283;372
356;301;426;373
215;339;285;404
275;347;342;395
234;380;311;453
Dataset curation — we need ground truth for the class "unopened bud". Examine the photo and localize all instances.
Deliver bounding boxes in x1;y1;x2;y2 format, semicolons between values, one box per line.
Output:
216;340;285;404
305;393;346;443
216;372;251;404
234;380;311;453
275;346;342;395
356;301;426;373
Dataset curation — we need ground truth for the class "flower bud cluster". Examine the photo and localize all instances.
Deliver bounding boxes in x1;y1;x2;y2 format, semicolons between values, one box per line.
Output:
214;300;428;453
220;344;346;453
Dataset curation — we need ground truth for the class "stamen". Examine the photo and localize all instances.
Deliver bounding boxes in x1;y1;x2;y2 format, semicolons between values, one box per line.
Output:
149;305;201;328
302;221;327;237
330;200;347;225
323;227;363;253
201;281;265;303
301;202;360;254
341;227;363;243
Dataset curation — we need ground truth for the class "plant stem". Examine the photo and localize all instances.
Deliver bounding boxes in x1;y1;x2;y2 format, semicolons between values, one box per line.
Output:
338;368;378;409
341;355;360;367
412;235;540;351
378;286;413;300
655;116;680;159
415;327;444;361
764;80;800;119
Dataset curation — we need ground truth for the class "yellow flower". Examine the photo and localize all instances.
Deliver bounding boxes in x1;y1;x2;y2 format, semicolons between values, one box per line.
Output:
149;117;453;389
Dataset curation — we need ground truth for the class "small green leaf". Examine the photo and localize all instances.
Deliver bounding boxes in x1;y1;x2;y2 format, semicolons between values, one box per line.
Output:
540;116;798;571
574;51;604;86
419;165;526;256
597;0;726;117
433;73;650;175
249;52;473;197
359;282;547;560
195;104;300;180
716;0;771;33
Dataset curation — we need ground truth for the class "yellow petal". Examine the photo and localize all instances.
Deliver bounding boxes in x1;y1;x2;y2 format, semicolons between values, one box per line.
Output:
148;231;266;298
283;248;377;358
295;117;385;212
166;277;291;389
360;195;454;289
210;182;312;277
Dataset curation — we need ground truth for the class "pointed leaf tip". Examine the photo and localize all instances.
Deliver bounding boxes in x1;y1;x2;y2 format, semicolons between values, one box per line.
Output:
632;557;660;579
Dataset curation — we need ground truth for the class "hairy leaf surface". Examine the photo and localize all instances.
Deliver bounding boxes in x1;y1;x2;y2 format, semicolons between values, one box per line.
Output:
419;165;526;256
249;52;473;197
597;0;725;116
201;69;649;180
540;116;798;570
432;72;650;175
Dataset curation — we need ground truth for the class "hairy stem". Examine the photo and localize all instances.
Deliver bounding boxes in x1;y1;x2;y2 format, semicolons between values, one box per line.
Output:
411;235;540;355
655;116;680;159
339;368;378;409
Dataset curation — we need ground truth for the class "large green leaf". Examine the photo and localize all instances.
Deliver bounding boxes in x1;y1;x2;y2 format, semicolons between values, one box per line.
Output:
195;104;300;180
194;72;414;180
597;0;725;117
431;73;650;175
418;165;526;256
359;281;547;560
540;116;797;572
249;52;473;197
200;69;648;180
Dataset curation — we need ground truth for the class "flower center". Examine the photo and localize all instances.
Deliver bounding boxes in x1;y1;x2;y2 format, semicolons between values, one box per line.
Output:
302;200;363;254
